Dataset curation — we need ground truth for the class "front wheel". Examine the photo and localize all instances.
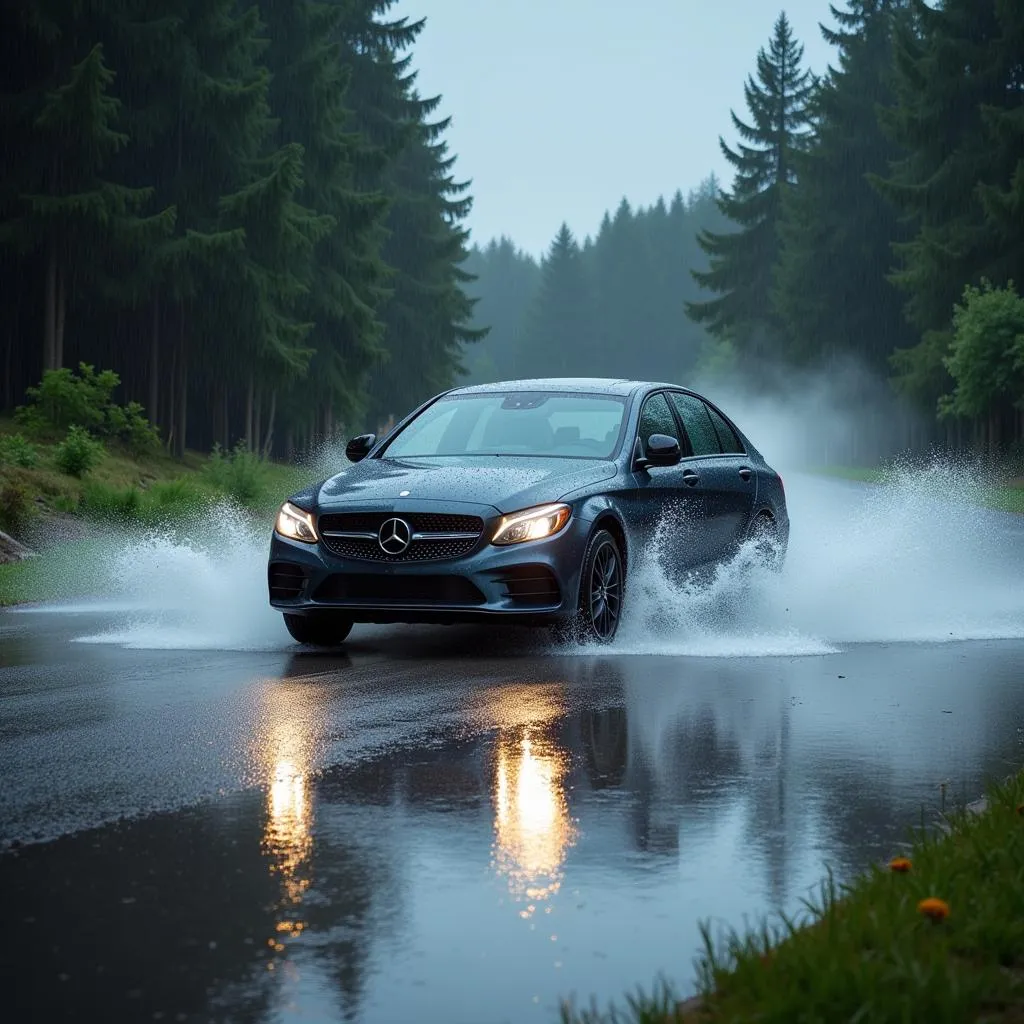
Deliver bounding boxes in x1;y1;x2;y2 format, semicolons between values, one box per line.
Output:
283;612;354;647
553;529;624;645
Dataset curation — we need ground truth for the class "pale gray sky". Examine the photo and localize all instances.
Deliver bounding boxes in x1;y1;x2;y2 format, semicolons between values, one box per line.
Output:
393;0;838;258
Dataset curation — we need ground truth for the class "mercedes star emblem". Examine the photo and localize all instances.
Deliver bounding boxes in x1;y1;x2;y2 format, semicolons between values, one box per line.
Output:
378;517;413;555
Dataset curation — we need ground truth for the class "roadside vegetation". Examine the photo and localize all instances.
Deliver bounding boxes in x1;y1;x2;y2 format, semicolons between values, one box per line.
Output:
0;364;317;606
812;465;1024;515
562;770;1024;1024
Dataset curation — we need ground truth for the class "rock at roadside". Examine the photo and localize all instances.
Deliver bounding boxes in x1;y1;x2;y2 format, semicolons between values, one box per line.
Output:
0;530;37;564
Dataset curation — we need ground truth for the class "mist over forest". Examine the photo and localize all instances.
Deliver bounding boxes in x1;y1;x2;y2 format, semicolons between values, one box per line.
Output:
1;0;1023;467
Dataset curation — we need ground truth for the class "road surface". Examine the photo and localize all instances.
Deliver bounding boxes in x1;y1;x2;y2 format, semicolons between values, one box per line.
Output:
2;473;1023;1023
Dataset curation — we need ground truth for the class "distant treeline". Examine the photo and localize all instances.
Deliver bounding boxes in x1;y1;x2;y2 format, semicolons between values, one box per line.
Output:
0;1;480;456
461;180;731;387
464;1;1024;457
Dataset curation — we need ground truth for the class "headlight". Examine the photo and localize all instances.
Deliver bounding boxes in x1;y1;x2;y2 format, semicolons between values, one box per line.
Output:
491;503;571;546
275;501;318;543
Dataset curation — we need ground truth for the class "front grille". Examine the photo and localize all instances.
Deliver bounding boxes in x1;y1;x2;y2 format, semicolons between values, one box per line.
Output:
492;564;562;607
323;536;478;562
269;562;307;601
318;512;483;534
313;574;486;606
318;510;485;563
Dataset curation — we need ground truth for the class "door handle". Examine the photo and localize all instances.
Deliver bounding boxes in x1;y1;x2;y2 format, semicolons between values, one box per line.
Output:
738;467;752;482
682;469;700;487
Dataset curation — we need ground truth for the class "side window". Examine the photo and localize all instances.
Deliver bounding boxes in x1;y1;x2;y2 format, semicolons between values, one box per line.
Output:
704;404;745;454
669;393;721;456
637;393;679;454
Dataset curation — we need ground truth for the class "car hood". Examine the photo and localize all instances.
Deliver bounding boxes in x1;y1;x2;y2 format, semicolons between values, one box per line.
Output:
312;456;617;514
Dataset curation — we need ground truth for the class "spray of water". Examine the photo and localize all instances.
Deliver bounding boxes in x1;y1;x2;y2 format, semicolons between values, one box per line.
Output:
611;454;1024;657
13;408;1024;654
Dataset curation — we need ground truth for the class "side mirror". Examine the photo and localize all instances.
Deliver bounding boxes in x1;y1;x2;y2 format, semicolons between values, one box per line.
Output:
345;433;376;463
642;433;681;468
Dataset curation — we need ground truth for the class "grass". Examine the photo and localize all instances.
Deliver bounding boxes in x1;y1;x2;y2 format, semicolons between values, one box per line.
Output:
561;771;1024;1024
0;420;318;605
811;463;1024;514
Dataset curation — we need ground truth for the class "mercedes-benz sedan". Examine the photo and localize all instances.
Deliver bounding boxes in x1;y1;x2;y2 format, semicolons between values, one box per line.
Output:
268;378;788;646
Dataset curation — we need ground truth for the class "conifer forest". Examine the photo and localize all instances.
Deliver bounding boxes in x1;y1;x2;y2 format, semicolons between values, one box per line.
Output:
3;1;1024;460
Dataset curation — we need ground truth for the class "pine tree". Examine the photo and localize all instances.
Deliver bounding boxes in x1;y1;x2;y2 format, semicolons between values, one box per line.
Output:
109;0;274;453
686;12;815;358
1;41;172;375
258;0;390;450
874;0;1024;428
523;224;592;377
461;237;541;383
333;2;483;428
773;1;915;372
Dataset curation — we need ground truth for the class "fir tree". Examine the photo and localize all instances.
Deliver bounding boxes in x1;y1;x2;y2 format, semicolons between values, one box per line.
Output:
773;1;915;372
523;223;592;377
258;0;390;448
874;0;1024;423
686;12;815;357
1;39;172;375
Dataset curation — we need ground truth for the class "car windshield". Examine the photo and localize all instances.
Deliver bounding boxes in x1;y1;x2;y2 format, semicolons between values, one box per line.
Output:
382;391;627;459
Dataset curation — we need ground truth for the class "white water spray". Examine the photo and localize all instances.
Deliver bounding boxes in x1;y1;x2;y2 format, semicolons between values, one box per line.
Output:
613;455;1024;657
13;450;1024;656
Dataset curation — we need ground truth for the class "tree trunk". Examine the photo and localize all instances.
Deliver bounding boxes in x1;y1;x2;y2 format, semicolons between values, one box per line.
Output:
245;372;254;451
55;262;66;369
174;312;187;458
253;386;262;455
149;292;160;429
220;389;229;450
262;390;277;459
43;243;56;372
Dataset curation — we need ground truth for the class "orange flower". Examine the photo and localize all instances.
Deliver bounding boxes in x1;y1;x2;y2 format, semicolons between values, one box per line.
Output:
889;857;912;873
917;898;950;922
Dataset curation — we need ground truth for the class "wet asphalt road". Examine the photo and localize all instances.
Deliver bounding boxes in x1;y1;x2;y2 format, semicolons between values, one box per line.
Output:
2;475;1024;1024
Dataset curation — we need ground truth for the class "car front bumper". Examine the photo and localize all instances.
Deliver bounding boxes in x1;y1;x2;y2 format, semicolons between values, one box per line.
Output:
268;506;593;625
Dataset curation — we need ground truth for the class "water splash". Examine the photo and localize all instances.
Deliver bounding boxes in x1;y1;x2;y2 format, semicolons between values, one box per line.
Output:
30;502;289;651
12;455;1024;656
611;455;1024;657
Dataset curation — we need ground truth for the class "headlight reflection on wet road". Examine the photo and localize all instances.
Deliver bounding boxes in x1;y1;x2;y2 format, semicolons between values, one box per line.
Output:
492;725;578;918
261;693;315;948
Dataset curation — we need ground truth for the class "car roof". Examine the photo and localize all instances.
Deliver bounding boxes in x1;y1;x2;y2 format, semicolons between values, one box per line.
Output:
448;377;679;398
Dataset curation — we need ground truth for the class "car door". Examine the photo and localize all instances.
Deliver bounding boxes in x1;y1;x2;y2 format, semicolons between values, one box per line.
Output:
668;392;757;561
625;391;713;571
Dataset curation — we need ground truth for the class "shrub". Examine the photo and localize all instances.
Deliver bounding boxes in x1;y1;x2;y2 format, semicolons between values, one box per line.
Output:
80;481;142;523
54;426;104;478
0;433;39;468
16;363;118;436
203;441;268;505
15;363;160;453
0;482;34;535
143;477;211;521
106;401;160;455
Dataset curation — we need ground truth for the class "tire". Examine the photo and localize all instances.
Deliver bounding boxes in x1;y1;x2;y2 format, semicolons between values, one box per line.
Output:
553;529;625;645
283;612;354;647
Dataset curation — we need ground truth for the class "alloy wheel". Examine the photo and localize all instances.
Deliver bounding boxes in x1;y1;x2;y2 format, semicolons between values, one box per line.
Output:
587;538;622;641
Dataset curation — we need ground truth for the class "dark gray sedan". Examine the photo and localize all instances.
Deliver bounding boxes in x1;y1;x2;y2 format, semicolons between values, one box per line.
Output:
268;378;788;645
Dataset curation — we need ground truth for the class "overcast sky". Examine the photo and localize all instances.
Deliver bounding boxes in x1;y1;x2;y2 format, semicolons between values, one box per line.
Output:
392;0;838;259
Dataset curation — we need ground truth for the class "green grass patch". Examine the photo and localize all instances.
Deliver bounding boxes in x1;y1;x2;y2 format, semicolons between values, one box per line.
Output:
809;464;886;484
0;542;104;606
0;417;316;538
811;464;1024;514
562;771;1024;1024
